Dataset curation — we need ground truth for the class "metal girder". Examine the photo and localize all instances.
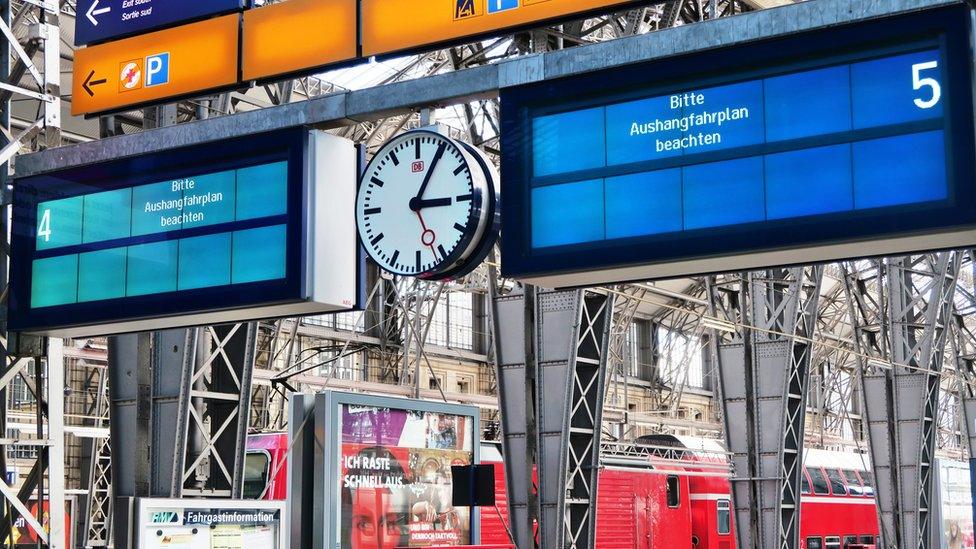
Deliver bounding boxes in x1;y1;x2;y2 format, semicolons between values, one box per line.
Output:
708;267;824;549
841;254;961;549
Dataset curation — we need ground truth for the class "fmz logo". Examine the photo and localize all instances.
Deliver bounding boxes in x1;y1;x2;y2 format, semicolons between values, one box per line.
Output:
411;161;425;173
454;0;482;20
150;512;180;524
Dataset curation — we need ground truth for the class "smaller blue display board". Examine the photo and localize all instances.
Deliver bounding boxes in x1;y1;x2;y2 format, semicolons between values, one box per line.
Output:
501;5;976;286
10;129;363;336
75;0;245;46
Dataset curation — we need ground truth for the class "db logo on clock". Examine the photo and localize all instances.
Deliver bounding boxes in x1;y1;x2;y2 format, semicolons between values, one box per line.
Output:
411;161;425;173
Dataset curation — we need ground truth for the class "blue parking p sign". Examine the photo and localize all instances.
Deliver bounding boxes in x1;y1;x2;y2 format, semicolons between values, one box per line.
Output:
145;53;170;87
487;0;518;14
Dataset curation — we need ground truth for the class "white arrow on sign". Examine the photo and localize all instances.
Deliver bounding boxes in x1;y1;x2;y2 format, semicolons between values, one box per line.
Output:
86;0;111;26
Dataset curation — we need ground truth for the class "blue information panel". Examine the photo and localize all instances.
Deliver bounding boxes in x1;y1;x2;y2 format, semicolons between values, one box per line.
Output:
501;5;976;286
75;0;245;46
10;129;362;336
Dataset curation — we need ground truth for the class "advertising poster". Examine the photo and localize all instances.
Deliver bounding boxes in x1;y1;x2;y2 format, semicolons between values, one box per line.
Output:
9;500;71;548
938;460;975;549
338;404;474;548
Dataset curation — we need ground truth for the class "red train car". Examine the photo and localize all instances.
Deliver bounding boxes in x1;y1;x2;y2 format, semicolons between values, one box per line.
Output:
246;433;880;548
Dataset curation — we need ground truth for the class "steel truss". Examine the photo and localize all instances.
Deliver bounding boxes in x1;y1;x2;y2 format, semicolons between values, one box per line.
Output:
708;267;824;549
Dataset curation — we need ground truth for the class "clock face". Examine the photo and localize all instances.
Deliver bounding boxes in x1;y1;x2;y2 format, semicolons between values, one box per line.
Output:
356;131;490;279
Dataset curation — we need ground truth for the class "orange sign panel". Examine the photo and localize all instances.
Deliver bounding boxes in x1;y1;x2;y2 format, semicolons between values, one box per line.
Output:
362;0;641;57
243;0;358;82
72;15;240;116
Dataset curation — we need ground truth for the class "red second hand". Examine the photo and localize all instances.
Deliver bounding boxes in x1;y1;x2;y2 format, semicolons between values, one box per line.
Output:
416;211;438;259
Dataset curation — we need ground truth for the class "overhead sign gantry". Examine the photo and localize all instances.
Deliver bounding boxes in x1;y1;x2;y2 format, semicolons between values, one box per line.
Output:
500;4;976;287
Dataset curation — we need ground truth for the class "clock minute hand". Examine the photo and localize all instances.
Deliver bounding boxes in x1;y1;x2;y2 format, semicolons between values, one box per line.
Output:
410;142;447;212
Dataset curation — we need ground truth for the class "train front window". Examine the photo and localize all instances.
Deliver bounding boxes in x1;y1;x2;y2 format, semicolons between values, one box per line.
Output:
859;536;875;545
243;451;271;499
842;470;865;496
825;536;841;549
825;469;848;495
807;467;830;495
717;499;731;535
801;471;811;494
859;470;876;497
666;475;680;508
843;535;857;547
806;537;823;549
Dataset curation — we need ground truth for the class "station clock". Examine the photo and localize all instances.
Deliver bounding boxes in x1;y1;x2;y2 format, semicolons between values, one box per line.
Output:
356;129;499;281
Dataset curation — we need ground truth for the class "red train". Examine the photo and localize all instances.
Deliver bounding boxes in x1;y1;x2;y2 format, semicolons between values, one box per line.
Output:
245;433;880;548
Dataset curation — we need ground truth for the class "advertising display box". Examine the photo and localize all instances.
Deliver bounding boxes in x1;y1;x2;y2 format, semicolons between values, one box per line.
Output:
500;4;976;286
297;391;482;548
10;128;363;336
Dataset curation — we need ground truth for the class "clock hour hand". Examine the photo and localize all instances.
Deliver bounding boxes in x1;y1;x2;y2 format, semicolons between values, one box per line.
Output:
410;142;447;212
413;197;452;209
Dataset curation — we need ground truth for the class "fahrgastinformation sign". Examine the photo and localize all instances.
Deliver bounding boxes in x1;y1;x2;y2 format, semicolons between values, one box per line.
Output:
9;128;363;337
500;4;976;287
72;0;650;116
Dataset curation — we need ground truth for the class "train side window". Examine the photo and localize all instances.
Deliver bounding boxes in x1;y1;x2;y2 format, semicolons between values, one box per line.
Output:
825;536;841;549
717;499;731;535
842;470;864;496
806;537;823;549
859;535;875;545
825;468;848;495
807;467;831;495
843;535;858;547
666;475;680;508
858;470;876;497
243;450;271;500
801;470;811;494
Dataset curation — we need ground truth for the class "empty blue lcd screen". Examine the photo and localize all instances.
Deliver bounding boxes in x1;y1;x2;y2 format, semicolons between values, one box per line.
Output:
532;180;605;248
178;233;231;290
765;65;853;141
183;170;236;229
236;161;288;220
126;240;178;296
132;181;181;236
851;49;944;129
32;254;78;308
83;188;132;244
605;96;681;165
688;80;765;152
605;169;682;239
533;108;606;177
766;144;854;219
683;157;765;230
853;130;947;210
78;248;127;302
232;225;287;284
36;196;83;251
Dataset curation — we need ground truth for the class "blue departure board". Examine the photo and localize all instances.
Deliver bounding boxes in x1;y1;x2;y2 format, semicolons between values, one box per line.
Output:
10;129;363;336
501;5;976;286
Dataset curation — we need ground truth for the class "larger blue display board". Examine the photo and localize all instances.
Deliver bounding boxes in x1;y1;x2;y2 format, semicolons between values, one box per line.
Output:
75;0;245;46
10;129;363;336
501;5;976;287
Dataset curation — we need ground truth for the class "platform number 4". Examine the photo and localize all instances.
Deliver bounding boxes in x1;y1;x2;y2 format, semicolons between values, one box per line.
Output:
37;208;51;242
913;61;941;110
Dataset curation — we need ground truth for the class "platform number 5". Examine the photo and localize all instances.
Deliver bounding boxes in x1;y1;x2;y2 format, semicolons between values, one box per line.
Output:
37;208;51;242
913;61;941;110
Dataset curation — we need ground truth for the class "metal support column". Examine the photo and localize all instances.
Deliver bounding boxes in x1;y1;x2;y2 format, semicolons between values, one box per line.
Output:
842;254;960;549
707;266;823;549
491;278;613;549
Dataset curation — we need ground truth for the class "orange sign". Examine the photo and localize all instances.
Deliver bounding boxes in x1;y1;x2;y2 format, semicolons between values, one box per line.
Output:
243;0;358;82
362;0;642;57
72;15;240;116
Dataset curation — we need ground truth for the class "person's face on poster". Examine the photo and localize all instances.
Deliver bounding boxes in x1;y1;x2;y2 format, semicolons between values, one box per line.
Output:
351;488;401;549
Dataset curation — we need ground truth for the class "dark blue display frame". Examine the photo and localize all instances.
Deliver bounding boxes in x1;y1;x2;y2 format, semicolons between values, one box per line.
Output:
9;128;311;334
500;5;976;283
